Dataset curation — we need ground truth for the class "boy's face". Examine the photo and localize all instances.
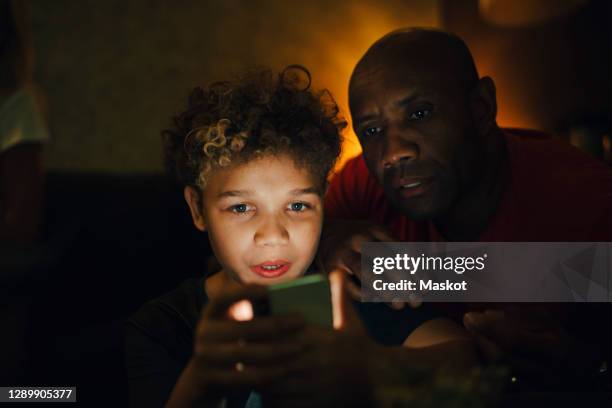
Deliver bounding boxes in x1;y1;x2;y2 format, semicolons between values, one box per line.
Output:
185;155;323;285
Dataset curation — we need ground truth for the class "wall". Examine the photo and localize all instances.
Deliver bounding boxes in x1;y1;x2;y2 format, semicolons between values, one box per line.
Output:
31;0;439;173
442;0;612;140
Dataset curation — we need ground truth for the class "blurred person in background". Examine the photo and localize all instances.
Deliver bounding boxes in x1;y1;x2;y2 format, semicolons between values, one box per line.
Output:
0;0;49;385
0;0;48;246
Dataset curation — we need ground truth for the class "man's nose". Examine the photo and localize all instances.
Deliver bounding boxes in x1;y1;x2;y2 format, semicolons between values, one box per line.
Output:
381;129;419;169
254;215;289;247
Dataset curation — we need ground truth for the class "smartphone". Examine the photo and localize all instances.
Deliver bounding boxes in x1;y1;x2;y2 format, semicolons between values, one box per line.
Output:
268;274;333;328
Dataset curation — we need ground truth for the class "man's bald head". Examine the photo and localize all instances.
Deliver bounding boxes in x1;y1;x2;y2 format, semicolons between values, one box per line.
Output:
347;28;500;222
350;28;479;101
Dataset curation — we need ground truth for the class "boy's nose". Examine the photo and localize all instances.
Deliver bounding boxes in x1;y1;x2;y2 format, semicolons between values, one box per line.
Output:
254;216;289;247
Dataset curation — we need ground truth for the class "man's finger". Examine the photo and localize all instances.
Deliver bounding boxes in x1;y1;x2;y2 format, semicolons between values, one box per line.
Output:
408;294;422;309
368;226;395;243
329;250;361;279
347;228;394;253
387;299;406;310
349;233;370;253
345;252;362;279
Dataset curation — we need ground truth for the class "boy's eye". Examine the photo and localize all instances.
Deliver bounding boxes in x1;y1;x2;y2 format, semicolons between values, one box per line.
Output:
408;108;431;121
288;202;309;212
230;203;253;214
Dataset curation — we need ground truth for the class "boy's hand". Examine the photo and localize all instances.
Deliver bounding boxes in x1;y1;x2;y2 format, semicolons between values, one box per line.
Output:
190;284;306;396
261;325;378;408
259;270;379;408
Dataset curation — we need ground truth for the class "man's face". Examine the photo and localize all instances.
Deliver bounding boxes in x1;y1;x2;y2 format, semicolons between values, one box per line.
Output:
349;63;481;220
201;155;323;285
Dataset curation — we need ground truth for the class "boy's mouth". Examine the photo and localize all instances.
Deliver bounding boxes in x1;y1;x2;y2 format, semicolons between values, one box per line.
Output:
250;260;291;278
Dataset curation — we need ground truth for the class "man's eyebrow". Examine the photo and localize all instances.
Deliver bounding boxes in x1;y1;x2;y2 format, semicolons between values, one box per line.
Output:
217;190;253;198
353;113;378;125
394;92;421;108
353;93;424;125
289;187;320;195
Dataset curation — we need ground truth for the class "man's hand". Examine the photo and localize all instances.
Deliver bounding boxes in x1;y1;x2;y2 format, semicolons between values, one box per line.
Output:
320;219;403;303
463;307;581;387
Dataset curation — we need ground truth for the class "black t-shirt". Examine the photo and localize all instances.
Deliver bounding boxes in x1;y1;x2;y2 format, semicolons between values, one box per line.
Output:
125;279;205;407
125;277;439;407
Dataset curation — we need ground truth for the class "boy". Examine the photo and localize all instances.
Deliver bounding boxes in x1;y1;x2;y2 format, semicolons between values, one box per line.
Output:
127;66;344;407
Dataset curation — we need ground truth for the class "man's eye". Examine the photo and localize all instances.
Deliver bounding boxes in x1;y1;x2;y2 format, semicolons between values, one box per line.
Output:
288;202;309;212
230;204;252;214
362;127;382;139
408;109;431;121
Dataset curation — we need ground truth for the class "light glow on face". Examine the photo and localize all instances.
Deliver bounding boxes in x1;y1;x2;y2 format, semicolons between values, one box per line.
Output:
202;155;323;285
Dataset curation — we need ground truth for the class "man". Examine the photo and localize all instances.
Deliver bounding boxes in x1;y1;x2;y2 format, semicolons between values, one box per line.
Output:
323;28;612;388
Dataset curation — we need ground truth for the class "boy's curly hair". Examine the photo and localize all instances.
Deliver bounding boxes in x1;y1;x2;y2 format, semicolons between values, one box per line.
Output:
162;65;346;194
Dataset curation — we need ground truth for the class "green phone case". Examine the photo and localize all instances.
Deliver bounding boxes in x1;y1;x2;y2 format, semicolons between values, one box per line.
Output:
269;274;333;328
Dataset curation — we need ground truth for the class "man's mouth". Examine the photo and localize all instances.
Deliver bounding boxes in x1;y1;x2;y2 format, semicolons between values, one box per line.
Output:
395;177;434;199
250;260;291;278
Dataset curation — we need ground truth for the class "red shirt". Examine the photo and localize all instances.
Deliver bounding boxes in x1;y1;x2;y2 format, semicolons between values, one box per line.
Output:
325;128;612;241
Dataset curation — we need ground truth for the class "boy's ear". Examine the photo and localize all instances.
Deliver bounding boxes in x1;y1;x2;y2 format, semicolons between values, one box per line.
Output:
184;186;206;232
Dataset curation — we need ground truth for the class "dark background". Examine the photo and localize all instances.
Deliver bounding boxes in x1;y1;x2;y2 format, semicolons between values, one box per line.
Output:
2;0;611;406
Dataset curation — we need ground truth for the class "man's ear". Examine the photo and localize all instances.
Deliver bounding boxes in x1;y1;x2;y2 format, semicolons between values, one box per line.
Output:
469;76;498;135
184;186;206;232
